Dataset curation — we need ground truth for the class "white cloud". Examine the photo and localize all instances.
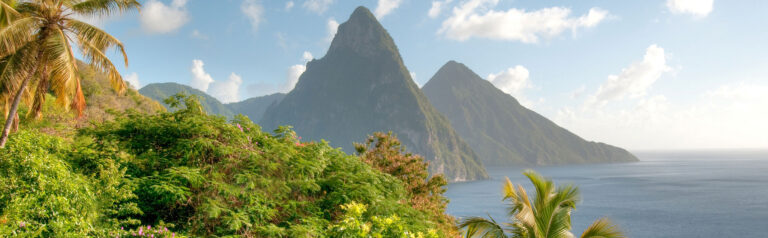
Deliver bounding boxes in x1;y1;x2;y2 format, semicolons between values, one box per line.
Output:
667;0;713;17
190;60;243;103
283;52;314;93
208;73;243;103
242;0;264;32
375;0;403;18
428;0;452;18
190;60;215;92
285;65;305;93
327;18;339;42
488;66;531;95
302;51;314;62
587;45;670;107
555;44;766;150
303;0;333;14
124;72;140;89
438;0;609;43
487;65;536;107
140;0;189;34
285;1;295;11
556;82;768;150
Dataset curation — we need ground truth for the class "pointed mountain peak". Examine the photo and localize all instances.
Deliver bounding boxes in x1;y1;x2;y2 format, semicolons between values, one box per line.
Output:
438;60;472;75
428;60;485;86
327;6;400;59
350;6;377;23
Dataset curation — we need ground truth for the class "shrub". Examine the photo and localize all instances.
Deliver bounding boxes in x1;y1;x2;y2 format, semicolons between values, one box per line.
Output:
77;94;441;237
0;94;454;237
356;132;457;237
327;202;439;238
0;131;99;236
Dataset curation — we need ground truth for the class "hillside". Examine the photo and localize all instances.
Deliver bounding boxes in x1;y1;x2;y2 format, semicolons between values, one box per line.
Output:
14;61;165;135
225;92;285;122
259;7;487;182
139;83;285;122
422;61;638;166
139;82;235;117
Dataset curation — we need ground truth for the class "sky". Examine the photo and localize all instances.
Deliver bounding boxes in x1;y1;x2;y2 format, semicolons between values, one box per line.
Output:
91;0;768;151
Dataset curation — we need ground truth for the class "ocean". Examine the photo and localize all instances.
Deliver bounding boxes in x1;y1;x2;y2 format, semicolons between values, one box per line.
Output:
444;151;768;238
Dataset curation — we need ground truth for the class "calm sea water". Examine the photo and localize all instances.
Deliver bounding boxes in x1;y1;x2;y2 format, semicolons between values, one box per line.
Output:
445;151;768;238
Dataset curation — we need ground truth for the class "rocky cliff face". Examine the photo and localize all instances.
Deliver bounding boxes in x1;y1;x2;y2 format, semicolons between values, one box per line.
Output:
260;7;488;181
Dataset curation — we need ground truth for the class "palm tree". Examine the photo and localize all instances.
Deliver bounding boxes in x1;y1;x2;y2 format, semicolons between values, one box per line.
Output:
0;0;139;148
459;170;625;238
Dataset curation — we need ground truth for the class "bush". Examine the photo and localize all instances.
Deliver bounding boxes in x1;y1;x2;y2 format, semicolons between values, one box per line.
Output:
75;94;441;237
0;131;101;236
356;132;457;237
327;202;439;238
0;94;454;237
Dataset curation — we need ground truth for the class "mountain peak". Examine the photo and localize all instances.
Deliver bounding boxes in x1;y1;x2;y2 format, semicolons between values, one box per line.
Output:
350;6;376;22
438;60;472;75
423;62;638;166
427;60;485;87
327;6;399;59
261;7;488;182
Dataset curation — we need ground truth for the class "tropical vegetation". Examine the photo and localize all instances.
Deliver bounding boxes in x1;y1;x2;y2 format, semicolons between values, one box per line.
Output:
0;0;139;147
459;170;624;238
0;92;457;237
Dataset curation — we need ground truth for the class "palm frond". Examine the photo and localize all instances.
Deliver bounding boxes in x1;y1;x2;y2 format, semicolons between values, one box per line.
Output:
66;18;127;65
580;218;624;238
0;16;40;58
0;0;20;26
459;216;507;238
69;0;140;17
540;184;580;237
503;177;524;217
513;184;536;230
12;1;41;15
75;32;124;94
523;170;555;215
0;42;38;116
29;64;48;119
45;26;82;115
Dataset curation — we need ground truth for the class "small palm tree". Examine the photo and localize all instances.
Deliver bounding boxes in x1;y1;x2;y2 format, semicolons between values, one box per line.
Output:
459;170;624;238
0;0;139;147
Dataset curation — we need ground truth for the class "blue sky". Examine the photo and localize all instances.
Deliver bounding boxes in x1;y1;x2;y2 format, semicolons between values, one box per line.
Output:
92;0;768;150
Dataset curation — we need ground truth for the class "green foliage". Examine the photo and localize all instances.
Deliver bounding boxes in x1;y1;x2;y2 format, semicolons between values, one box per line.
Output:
356;131;458;237
0;0;141;148
71;93;443;237
8;61;164;138
327;202;439;238
0;131;139;237
139;82;286;122
139;82;236;118
0;92;456;237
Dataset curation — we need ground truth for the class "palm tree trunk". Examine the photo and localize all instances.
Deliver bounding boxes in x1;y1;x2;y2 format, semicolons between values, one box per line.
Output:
0;30;48;148
0;71;35;148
